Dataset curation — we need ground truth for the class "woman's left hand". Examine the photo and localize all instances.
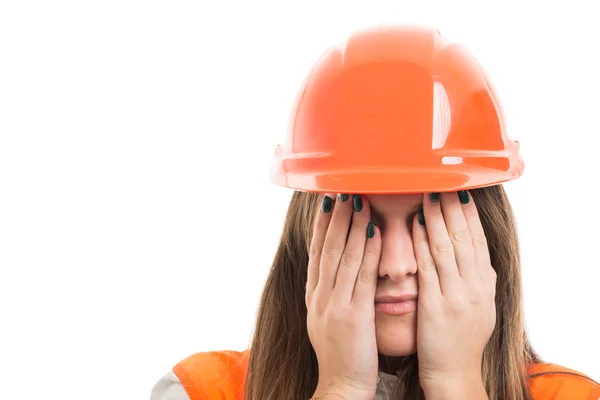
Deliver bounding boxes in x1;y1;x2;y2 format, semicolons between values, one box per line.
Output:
413;191;496;396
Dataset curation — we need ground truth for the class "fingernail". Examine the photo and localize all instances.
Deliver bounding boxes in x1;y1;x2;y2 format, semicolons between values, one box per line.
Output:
367;222;375;238
429;193;440;203
338;193;349;202
418;210;425;226
353;194;363;212
321;195;333;213
458;191;470;204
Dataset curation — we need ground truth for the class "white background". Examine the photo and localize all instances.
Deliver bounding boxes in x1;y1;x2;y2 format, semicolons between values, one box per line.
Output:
1;1;599;399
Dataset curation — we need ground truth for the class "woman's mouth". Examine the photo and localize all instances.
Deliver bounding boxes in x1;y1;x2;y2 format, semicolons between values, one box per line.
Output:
374;294;418;315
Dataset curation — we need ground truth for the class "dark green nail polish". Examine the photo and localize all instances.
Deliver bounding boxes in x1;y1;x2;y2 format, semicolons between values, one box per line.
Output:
367;222;375;238
338;193;349;202
321;195;332;213
458;191;470;204
353;194;363;212
429;192;440;203
418;210;425;226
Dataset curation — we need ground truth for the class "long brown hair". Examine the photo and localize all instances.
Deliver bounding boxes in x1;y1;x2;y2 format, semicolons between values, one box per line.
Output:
245;185;541;400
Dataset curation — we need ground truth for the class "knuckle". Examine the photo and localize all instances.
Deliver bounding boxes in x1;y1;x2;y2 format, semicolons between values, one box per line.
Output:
349;213;369;233
445;195;460;206
468;288;484;304
340;251;361;267
463;205;478;217
309;297;326;315
357;265;375;284
306;294;320;313
309;243;323;260
472;233;488;249
333;201;350;218
308;286;321;302
317;210;330;224
346;314;364;329
451;226;471;243
417;258;436;272
449;295;467;312
363;245;380;261
313;213;329;232
432;241;454;256
415;237;429;249
321;241;344;257
425;209;443;219
327;306;350;323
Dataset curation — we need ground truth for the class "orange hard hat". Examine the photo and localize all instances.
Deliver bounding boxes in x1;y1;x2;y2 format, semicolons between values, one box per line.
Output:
269;25;524;193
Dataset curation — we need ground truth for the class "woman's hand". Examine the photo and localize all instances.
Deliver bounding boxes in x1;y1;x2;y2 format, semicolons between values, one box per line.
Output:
413;191;496;396
306;193;382;400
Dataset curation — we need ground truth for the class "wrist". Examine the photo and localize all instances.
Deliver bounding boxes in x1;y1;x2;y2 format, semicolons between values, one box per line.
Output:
309;392;345;400
421;376;487;400
311;382;374;400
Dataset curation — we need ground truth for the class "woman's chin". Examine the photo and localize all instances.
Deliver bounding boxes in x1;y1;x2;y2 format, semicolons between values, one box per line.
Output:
375;317;417;356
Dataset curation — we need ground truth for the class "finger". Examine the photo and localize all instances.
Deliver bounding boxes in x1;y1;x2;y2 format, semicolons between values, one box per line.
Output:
306;193;335;299
317;192;354;295
440;191;478;282
351;222;381;305
412;209;442;299
461;191;496;283
422;192;461;295
330;195;374;303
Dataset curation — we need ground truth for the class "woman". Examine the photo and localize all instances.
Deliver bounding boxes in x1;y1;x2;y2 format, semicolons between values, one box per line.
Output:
150;25;599;400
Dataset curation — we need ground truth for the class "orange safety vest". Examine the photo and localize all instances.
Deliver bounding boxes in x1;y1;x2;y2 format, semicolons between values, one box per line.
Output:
172;349;600;400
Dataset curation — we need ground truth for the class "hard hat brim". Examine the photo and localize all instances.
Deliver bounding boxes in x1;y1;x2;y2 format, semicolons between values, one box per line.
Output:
270;163;523;194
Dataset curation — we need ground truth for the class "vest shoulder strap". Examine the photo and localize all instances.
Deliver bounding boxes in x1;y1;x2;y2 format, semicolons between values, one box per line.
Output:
173;349;250;400
527;362;600;400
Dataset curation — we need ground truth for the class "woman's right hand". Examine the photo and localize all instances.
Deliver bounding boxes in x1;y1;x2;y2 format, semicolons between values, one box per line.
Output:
306;193;382;400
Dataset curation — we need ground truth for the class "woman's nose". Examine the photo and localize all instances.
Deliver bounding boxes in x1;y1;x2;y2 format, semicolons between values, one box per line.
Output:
377;224;418;281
